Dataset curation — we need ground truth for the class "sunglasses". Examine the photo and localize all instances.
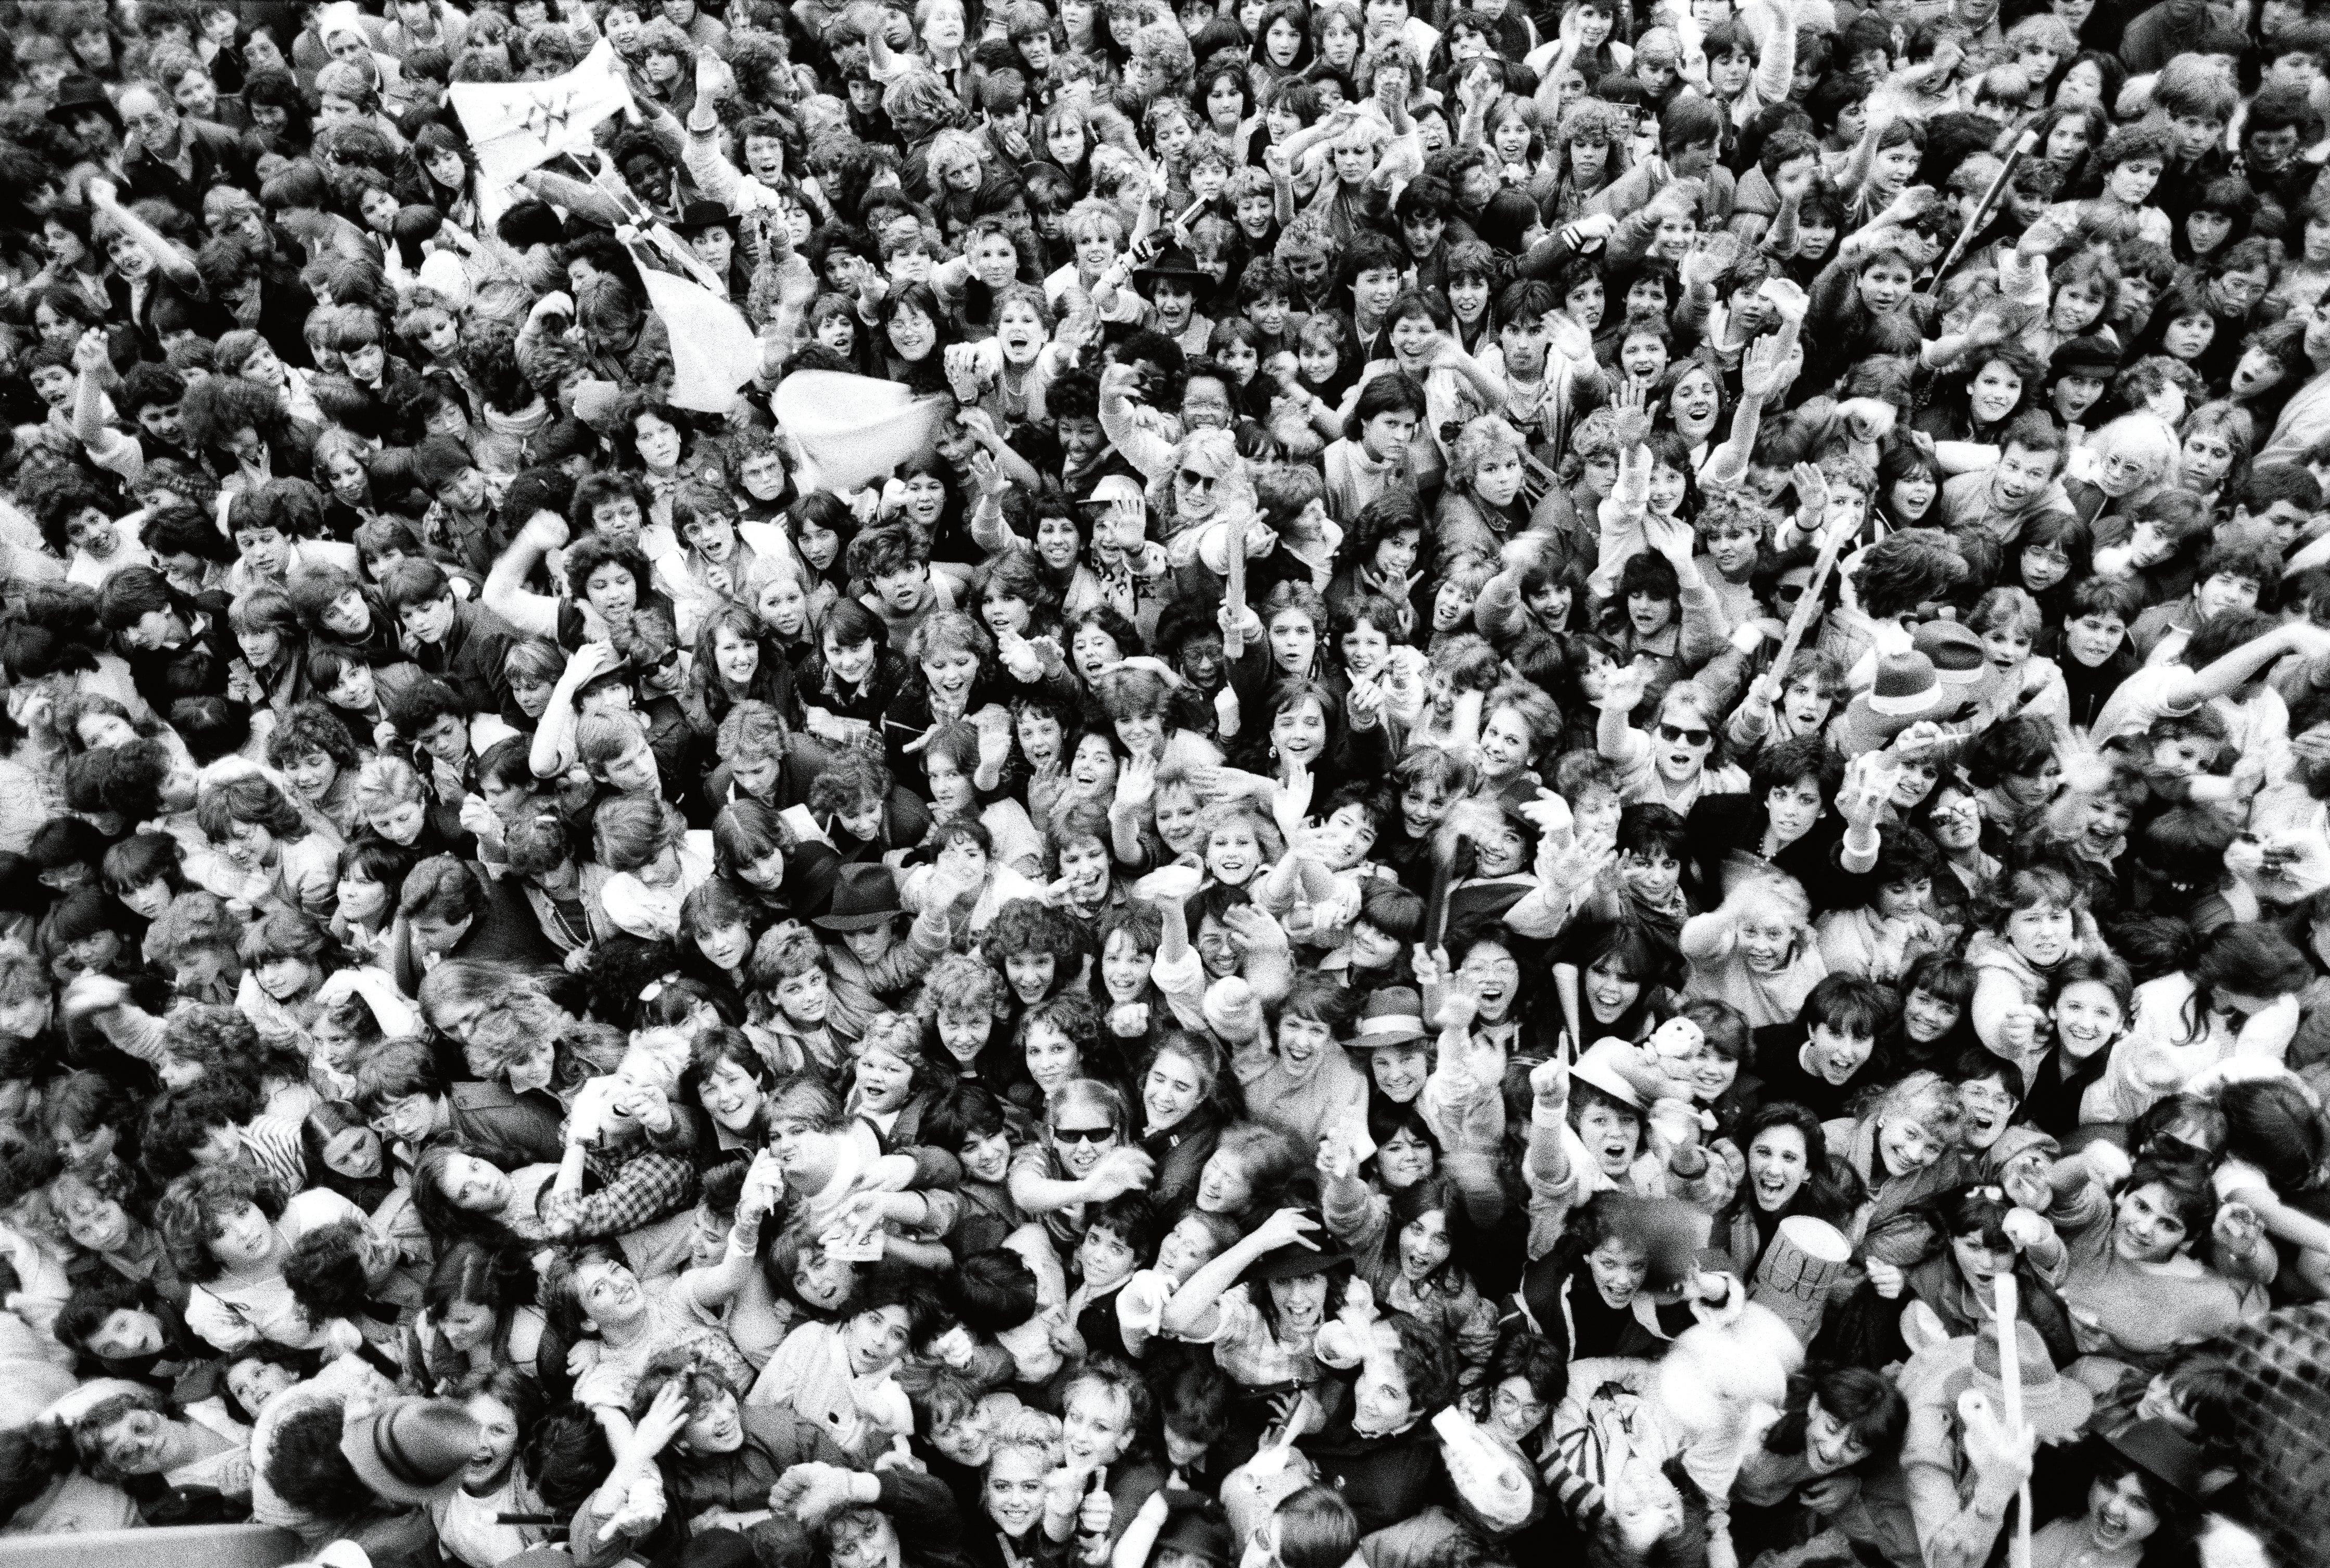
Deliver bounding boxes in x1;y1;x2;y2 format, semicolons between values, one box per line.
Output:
1053;1124;1117;1143
1657;722;1714;747
1176;468;1218;490
1775;582;1807;603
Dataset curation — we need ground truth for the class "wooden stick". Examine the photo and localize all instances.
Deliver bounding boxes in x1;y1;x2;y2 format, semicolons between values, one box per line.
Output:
1765;505;1853;683
1920;128;2038;296
1995;1273;2032;1568
1222;526;1247;659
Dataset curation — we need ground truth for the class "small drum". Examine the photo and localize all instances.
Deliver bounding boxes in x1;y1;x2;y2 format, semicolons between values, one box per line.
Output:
1751;1216;1853;1347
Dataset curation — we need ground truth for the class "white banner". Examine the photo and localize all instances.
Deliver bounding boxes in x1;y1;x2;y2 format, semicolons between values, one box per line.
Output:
772;371;951;492
447;37;636;189
637;266;761;414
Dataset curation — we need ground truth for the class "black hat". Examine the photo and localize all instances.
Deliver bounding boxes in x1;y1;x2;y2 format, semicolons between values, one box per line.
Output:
675;200;736;235
2049;335;2121;381
1134;243;1209;290
47;77;119;129
1240;1216;1351;1281
2106;1417;2208;1499
812;863;906;931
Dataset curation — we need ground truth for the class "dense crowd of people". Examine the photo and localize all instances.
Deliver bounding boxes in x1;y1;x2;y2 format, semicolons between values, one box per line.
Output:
2;1;2329;1567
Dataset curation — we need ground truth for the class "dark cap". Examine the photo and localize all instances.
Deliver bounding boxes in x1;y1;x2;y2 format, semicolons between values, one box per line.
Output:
2050;335;2121;380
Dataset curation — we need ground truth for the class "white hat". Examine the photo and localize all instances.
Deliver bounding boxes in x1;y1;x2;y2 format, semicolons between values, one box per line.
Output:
415;249;471;311
1572;1038;1650;1110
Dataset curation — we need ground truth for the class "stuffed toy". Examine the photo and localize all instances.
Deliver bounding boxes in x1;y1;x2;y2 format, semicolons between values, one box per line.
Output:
1543;1449;1713;1568
1550;1283;1801;1568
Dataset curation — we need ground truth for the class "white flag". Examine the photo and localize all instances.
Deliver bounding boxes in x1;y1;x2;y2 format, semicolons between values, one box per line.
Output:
638;267;761;414
448;37;636;189
772;371;950;492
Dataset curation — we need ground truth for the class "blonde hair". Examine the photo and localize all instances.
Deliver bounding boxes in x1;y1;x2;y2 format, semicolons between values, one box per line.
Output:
927;128;988;185
1729;870;1812;929
1970;586;2043;639
857;1010;921;1065
1062;197;1126;247
353;755;424;813
920;951;1006;1020
1449;415;1526;491
989;1407;1066;1471
1876;1069;1966;1142
1657;680;1725;734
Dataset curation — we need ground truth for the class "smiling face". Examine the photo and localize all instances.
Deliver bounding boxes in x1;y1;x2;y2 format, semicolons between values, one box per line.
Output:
1586;1234;1649;1306
1196;1147;1255;1213
1747;1123;1809;1211
2113;1181;2192;1262
1584;956;1642;1023
1024;1019;1081;1095
985;1447;1047;1536
1142;1047;1204;1130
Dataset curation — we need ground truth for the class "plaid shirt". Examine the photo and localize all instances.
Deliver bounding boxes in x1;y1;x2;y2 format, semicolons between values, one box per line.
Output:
540;1152;696;1243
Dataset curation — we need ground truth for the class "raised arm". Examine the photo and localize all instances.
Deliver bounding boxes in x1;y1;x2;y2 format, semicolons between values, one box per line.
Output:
88;179;200;289
1159;1208;1320;1338
529;641;624;780
1746;0;1796;109
1595;652;1653;763
485;512;571;640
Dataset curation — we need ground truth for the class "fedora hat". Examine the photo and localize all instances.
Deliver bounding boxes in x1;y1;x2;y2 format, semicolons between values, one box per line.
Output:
1242;1232;1352;1282
47;77;120;128
1134;243;1210;290
2106;1417;2207;1499
1830;651;1940;755
813;864;906;931
1572;1038;1663;1110
1913;621;1989;690
675;199;736;235
1348;987;1428;1050
340;1397;479;1506
1940;1317;2093;1444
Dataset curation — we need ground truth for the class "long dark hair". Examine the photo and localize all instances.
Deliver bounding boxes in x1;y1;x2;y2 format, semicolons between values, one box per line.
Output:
1382;1172;1469;1291
2040;1436;2201;1568
409;1140;524;1255
1725;1102;1857;1229
2174;924;2311;1046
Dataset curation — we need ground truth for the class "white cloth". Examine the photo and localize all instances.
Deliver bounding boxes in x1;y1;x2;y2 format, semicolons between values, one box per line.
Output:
772;371;950;492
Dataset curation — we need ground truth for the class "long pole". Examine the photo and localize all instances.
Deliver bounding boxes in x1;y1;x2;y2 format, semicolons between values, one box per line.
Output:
1765;496;1856;681
1994;1274;2033;1568
1920;129;2039;295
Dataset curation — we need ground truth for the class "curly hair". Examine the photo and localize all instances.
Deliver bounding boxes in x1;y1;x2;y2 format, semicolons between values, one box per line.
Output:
154;1164;286;1285
980;898;1086;978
